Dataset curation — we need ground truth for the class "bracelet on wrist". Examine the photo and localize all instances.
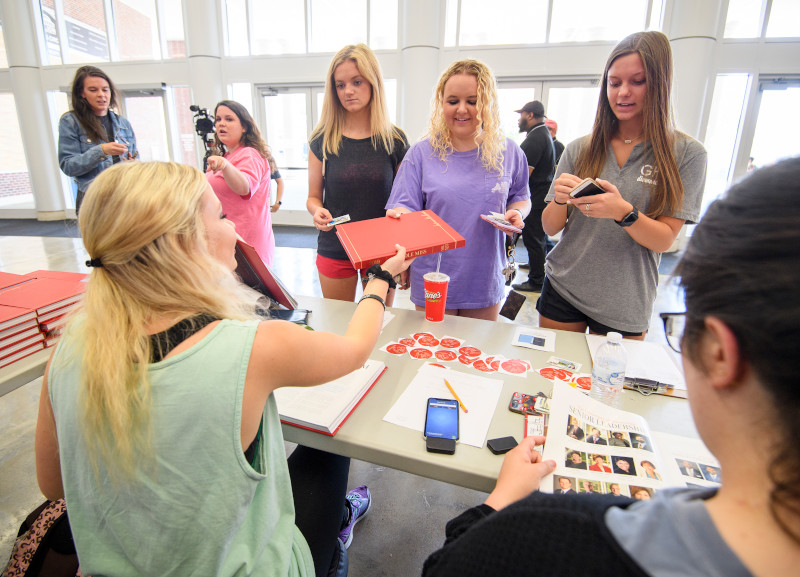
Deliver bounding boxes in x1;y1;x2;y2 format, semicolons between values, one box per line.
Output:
553;199;566;205
512;208;525;220
358;293;386;310
365;264;397;289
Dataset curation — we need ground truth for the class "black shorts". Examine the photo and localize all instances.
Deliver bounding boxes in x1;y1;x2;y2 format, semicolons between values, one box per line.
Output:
535;277;643;337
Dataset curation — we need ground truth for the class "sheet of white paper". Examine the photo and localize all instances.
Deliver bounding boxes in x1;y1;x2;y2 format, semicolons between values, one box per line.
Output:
382;364;504;448
585;334;686;389
381;311;395;330
512;327;556;352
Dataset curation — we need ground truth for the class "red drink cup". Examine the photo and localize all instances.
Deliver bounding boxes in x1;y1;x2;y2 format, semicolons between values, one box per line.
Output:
423;272;449;322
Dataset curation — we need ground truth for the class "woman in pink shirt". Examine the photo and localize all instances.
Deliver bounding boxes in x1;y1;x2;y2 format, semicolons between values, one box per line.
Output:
206;100;275;266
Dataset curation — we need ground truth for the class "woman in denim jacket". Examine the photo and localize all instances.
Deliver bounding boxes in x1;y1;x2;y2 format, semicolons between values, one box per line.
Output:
58;66;138;215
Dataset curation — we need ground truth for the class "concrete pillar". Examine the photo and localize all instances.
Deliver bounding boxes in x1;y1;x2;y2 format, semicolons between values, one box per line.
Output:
666;0;724;139
2;0;66;219
399;0;442;141
183;0;224;110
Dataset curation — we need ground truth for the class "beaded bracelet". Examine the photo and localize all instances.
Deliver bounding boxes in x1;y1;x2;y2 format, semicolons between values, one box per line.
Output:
358;293;386;310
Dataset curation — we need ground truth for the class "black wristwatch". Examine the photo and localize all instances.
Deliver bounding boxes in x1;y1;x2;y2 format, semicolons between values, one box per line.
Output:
365;264;397;289
616;206;639;227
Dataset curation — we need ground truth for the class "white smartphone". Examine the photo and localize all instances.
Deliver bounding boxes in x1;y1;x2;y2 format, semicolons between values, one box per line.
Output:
569;178;604;198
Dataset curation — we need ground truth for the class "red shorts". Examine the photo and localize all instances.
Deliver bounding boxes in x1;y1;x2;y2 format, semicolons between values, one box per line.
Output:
316;254;364;279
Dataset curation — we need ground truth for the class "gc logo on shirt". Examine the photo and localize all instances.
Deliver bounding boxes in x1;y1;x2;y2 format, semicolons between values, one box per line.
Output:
637;164;659;186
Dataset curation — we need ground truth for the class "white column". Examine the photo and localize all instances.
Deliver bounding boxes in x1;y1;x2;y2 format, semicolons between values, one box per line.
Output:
399;0;443;141
666;0;725;139
2;0;66;219
182;0;224;109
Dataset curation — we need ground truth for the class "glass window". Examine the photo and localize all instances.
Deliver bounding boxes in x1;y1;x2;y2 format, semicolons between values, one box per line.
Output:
369;0;397;50
544;85;600;147
163;0;186;58
228;83;254;116
459;0;547;45
123;94;170;161
0;17;8;68
63;0;111;63
750;84;800;167
0;94;34;208
251;0;305;55
550;0;647;43
38;1;63;65
310;0;366;53
648;0;664;30
171;86;199;168
701;74;750;215
263;91;309;211
225;0;249;56
723;0;763;39
498;87;539;142
112;0;160;61
444;0;457;47
766;0;800;38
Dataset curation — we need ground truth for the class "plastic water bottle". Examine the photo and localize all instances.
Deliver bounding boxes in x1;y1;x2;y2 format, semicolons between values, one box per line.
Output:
591;332;627;408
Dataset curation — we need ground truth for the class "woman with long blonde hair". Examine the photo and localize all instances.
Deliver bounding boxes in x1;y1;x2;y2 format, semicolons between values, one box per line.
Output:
307;43;409;303
36;161;412;577
540;31;707;338
386;59;531;320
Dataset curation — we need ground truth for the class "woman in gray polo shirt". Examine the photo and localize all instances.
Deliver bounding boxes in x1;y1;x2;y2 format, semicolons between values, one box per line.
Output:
539;31;707;337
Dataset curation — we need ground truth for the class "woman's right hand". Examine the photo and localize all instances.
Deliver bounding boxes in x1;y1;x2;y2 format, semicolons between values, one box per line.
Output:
207;155;227;173
483;436;556;512
312;207;333;230
551;172;583;206
101;142;128;156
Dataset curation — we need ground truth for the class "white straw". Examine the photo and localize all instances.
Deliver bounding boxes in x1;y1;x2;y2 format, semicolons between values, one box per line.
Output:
436;252;442;275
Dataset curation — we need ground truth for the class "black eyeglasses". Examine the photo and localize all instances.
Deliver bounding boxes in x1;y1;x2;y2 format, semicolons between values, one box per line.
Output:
659;312;685;354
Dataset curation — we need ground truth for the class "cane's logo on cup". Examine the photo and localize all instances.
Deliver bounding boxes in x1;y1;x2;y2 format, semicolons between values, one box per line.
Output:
425;289;443;301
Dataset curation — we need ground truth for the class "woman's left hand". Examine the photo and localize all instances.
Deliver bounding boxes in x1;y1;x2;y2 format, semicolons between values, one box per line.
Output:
567;178;633;221
504;208;525;237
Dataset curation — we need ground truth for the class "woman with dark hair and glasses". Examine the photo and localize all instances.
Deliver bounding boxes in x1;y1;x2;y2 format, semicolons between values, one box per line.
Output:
422;157;800;576
58;65;138;215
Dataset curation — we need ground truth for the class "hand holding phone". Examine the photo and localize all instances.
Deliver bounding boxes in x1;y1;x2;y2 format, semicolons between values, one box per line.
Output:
569;178;604;198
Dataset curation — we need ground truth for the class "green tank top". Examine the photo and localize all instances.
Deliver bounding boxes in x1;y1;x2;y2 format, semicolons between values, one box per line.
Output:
49;318;314;576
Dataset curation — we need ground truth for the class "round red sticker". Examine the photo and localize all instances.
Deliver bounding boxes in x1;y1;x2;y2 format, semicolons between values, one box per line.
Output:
439;338;461;348
399;338;416;346
539;367;559;380
500;359;529;374
409;348;433;359
472;359;495;372
458;346;482;357
385;343;407;355
490;359;502;371
413;332;434;341
458;355;474;365
576;376;592;390
435;350;457;361
417;336;440;347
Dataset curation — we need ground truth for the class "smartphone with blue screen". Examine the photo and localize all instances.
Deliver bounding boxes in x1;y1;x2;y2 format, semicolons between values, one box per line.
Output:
424;398;460;440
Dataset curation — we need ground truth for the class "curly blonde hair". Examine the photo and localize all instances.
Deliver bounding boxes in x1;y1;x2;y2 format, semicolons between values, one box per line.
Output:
428;59;505;173
69;161;262;479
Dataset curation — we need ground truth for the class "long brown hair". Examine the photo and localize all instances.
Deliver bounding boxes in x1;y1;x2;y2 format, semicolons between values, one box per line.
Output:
575;31;682;218
212;100;272;162
68;65;119;144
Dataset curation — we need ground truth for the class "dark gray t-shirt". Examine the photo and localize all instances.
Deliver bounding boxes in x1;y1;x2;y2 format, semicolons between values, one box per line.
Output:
544;132;707;332
310;131;408;261
606;488;753;577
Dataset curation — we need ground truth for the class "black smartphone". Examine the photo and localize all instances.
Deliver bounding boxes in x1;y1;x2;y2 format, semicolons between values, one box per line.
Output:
424;398;459;441
488;436;518;455
569;178;604;198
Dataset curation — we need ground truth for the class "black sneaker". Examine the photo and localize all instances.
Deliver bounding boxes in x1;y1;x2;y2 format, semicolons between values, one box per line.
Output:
511;281;543;292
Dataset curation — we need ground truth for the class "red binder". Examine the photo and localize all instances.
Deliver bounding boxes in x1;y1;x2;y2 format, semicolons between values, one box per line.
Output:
0;278;85;317
335;210;466;270
234;239;298;310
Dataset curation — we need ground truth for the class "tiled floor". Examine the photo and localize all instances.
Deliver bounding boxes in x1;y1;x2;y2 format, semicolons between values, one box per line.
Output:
0;232;682;574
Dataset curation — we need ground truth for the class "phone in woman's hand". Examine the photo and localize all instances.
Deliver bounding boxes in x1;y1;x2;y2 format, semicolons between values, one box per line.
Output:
569;178;604;198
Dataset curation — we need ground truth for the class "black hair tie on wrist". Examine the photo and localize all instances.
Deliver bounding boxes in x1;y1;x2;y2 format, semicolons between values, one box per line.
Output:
553;199;567;205
365;264;397;289
86;257;103;268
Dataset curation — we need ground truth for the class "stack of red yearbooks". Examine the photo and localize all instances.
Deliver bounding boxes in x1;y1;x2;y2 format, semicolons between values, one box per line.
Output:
0;271;87;368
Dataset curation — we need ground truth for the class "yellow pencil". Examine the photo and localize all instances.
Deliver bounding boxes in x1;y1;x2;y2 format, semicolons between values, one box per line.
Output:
444;379;468;413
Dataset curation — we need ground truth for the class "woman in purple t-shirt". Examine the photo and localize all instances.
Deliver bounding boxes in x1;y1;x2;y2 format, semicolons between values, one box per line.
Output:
206;100;275;266
387;59;530;321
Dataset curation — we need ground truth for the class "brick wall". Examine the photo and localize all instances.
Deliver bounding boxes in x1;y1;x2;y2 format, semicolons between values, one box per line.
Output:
0;173;33;198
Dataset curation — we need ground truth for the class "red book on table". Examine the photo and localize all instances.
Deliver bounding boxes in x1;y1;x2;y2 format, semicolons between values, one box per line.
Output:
234;239;298;310
0;272;29;291
0;278;86;317
335;210;466;270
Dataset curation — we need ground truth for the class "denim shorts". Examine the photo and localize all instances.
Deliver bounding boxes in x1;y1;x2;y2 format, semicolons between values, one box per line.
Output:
536;277;643;337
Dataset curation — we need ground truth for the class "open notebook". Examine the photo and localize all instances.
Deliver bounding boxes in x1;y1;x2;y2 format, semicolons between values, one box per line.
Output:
273;360;386;436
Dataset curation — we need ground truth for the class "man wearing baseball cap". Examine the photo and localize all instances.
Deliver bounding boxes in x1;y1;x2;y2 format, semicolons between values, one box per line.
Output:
512;100;555;293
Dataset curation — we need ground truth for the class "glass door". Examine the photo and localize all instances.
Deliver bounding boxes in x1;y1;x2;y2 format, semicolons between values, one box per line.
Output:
121;90;171;162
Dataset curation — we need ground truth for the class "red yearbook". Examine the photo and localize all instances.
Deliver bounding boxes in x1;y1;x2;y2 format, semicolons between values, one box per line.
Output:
335;210;466;270
0;304;37;332
234;239;298;310
0;277;85;317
